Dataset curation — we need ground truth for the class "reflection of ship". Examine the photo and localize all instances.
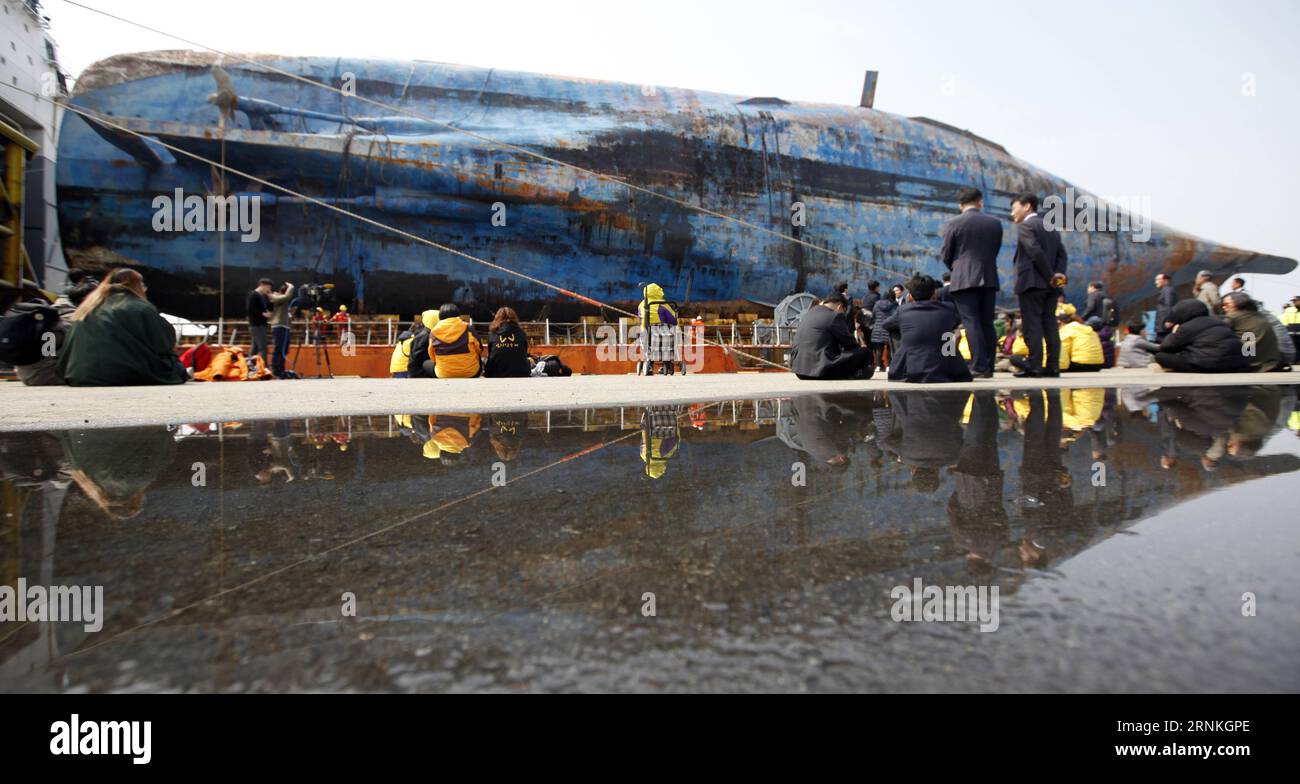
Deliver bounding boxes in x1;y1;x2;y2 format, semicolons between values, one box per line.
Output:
2;386;1298;690
0;0;68;302
56;51;1296;320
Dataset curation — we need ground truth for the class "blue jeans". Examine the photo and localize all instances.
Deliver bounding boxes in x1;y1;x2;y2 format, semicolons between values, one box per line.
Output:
271;325;291;376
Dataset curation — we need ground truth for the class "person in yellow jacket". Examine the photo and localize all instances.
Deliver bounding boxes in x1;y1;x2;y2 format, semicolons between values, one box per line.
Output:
640;406;680;479
1062;387;1104;431
957;327;972;362
421;413;482;462
428;303;482;378
637;283;680;376
1284;296;1300;359
389;319;417;378
1010;334;1046;370
389;336;414;377
1056;305;1104;372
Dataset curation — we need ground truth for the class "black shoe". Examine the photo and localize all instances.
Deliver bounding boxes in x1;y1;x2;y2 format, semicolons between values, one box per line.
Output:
1012;370;1042;378
976;371;994;379
1043;371;1060;378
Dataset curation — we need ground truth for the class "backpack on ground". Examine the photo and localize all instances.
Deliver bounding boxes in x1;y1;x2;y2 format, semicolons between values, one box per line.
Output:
192;346;273;381
0;301;61;366
531;354;572;377
179;343;213;373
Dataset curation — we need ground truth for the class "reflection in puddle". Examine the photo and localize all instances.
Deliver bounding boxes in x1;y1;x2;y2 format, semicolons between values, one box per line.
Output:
2;385;1299;692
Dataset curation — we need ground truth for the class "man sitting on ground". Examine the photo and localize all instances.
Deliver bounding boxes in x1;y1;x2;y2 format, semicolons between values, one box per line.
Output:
1222;291;1281;373
789;292;875;380
880;274;973;383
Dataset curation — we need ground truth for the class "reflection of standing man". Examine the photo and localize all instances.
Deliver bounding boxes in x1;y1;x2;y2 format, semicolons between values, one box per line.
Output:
948;391;1008;568
1018;389;1070;567
1011;194;1067;378
941;188;1002;378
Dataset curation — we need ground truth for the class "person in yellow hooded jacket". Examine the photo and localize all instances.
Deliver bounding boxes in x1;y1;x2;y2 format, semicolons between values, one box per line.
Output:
1056;304;1105;372
1010;334;1046;370
389;313;432;378
637;283;680;376
640;406;680;479
422;413;482;462
426;303;482;378
1062;387;1105;430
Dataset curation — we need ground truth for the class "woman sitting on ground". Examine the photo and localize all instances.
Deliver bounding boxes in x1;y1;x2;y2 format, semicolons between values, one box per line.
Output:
484;307;531;378
57;268;189;386
1152;299;1248;373
994;315;1022;373
1056;304;1105;372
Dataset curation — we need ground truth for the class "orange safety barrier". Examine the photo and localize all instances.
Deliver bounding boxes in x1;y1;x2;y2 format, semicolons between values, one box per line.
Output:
267;343;750;378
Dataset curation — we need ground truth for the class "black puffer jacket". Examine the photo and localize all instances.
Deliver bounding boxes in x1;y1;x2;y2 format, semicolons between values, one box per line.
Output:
407;326;432;377
870;297;898;344
1158;299;1248;372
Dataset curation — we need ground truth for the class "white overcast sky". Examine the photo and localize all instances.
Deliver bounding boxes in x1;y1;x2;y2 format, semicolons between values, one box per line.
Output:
47;0;1300;307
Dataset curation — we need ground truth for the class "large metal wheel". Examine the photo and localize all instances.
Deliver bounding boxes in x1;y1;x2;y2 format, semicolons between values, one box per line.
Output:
774;292;818;344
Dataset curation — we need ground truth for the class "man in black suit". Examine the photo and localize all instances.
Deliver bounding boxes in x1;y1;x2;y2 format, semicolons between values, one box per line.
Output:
880;274;973;383
940;187;1003;378
789;294;875;380
1011;192;1067;377
1154;272;1177;340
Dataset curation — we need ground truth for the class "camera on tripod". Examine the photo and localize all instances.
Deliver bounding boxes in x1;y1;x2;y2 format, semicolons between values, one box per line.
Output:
290;282;336;314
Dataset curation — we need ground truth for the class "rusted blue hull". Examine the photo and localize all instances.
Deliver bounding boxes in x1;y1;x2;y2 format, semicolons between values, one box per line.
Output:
56;51;1295;319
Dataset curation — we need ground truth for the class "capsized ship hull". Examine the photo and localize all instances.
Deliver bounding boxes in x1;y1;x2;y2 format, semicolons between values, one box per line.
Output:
56;51;1295;319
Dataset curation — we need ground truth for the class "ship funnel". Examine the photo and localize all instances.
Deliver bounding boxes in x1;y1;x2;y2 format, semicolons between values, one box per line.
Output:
860;71;879;109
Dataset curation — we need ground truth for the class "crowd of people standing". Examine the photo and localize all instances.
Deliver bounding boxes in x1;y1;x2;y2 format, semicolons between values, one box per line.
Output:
789;188;1298;383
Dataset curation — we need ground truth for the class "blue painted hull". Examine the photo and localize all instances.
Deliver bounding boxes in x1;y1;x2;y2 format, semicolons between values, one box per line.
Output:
56;51;1295;319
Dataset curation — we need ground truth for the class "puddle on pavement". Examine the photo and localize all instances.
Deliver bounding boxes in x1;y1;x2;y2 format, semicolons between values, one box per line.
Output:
2;384;1299;692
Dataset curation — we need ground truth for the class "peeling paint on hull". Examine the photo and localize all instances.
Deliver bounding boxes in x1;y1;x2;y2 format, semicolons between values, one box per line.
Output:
57;51;1295;319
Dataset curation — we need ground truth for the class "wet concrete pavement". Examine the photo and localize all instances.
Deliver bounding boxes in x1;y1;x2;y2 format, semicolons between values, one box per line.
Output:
2;367;1297;432
2;384;1298;692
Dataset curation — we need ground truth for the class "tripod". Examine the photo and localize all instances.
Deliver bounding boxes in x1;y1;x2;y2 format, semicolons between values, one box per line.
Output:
290;316;334;378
